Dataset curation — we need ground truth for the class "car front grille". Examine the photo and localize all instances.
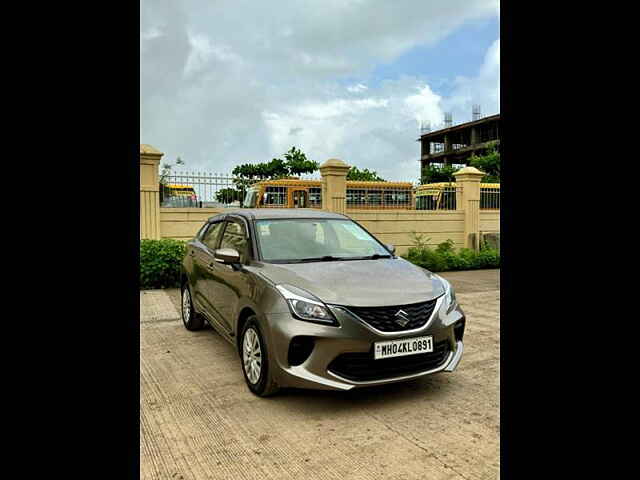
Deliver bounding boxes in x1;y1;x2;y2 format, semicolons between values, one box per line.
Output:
345;298;439;332
327;339;451;382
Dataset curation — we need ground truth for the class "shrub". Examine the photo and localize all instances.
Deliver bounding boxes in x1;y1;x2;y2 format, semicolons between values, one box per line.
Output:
140;239;186;289
405;246;449;272
457;248;478;268
435;238;455;255
402;234;500;272
476;246;500;269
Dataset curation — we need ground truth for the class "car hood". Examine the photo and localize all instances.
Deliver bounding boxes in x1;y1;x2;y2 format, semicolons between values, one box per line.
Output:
254;258;445;307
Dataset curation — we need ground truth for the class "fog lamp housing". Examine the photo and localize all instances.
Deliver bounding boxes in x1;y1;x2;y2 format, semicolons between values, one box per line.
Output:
288;336;315;366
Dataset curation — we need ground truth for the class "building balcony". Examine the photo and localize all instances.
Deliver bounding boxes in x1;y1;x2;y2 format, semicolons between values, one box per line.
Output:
421;139;499;163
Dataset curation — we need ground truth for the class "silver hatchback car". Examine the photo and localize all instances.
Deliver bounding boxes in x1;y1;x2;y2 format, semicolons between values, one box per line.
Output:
181;209;465;396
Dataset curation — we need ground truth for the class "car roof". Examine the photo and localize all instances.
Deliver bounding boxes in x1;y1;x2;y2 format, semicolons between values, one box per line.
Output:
207;208;349;222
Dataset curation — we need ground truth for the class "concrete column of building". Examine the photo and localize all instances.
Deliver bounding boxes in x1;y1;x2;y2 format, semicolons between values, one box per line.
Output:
470;126;479;145
453;166;485;250
443;134;451;152
140;144;164;239
319;158;350;214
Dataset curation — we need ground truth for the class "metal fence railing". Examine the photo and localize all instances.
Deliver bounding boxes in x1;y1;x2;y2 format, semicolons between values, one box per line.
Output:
480;187;500;210
415;185;461;211
158;170;499;211
159;172;257;208
345;182;416;210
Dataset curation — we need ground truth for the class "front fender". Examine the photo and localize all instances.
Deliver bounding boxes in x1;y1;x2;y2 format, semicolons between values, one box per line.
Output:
232;271;289;352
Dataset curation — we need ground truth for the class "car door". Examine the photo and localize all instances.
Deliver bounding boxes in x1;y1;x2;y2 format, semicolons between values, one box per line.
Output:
191;219;225;316
208;216;255;335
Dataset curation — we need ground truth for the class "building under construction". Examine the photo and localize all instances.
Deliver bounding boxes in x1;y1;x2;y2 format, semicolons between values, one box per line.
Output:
419;111;500;169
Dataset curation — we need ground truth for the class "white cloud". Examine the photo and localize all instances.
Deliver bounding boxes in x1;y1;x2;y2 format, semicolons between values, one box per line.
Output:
140;0;499;180
263;97;391;159
347;83;368;93
261;77;447;181
404;85;444;126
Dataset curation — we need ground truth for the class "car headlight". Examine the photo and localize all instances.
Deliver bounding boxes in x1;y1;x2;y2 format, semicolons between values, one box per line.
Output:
275;284;339;326
434;275;457;313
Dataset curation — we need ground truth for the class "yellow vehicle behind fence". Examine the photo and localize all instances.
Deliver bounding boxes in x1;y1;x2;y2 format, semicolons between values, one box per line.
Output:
243;178;500;210
160;184;199;207
243;178;415;209
164;184;197;197
415;182;500;210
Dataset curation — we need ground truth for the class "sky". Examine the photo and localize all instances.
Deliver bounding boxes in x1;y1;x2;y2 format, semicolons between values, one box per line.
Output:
140;0;500;181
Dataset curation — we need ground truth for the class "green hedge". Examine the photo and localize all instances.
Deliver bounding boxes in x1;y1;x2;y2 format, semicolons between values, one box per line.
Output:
140;239;186;289
401;236;500;272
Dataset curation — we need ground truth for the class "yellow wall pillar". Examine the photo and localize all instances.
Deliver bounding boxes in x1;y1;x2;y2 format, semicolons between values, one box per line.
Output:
140;144;164;239
453;166;485;250
319;158;350;214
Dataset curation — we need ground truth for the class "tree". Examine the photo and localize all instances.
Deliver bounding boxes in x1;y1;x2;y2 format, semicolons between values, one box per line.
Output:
469;148;500;183
282;146;318;175
347;166;385;181
420;163;460;184
232;147;318;181
215;187;243;204
231;147;320;196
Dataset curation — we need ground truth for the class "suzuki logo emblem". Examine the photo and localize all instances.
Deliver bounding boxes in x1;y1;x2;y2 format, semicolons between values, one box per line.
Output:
394;309;411;327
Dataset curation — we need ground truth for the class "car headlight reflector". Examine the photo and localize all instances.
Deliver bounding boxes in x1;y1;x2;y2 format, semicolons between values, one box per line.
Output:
290;299;332;321
276;284;338;326
445;285;456;309
434;275;457;313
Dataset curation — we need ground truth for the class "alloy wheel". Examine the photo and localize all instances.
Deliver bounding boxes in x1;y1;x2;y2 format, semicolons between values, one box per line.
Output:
182;288;191;323
243;328;262;384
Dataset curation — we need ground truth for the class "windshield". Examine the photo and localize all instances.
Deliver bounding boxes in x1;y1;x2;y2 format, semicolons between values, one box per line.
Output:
255;219;391;262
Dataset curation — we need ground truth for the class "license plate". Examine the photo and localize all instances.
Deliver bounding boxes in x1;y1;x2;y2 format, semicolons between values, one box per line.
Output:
374;335;433;360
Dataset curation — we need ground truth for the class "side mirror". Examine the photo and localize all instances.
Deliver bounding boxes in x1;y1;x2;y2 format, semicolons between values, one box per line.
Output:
214;248;241;265
385;244;396;254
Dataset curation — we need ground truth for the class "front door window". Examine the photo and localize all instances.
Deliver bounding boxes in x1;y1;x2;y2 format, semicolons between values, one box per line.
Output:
219;220;249;263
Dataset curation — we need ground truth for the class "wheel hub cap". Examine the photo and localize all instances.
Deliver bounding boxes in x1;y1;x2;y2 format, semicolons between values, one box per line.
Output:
182;289;191;322
243;328;262;384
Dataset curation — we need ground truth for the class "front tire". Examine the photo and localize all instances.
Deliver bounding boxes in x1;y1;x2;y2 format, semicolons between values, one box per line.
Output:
240;317;279;397
181;284;204;331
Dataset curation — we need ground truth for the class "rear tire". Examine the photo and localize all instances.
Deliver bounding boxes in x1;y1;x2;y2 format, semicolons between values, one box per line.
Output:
240;317;279;397
181;284;204;331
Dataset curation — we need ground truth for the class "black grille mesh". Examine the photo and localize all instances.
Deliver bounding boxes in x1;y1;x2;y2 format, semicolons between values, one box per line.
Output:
346;298;439;332
328;339;450;382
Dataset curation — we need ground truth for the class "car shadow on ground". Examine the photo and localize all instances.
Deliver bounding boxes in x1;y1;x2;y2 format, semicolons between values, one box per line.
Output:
256;373;458;415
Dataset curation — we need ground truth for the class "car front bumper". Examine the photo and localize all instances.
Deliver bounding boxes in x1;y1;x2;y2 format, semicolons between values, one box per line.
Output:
264;296;465;391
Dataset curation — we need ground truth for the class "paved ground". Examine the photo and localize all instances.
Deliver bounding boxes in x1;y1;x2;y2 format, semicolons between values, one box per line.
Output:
141;269;499;480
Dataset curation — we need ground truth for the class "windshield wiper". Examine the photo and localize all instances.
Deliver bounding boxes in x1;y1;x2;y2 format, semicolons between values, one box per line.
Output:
296;254;392;262
297;255;351;263
349;253;392;260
